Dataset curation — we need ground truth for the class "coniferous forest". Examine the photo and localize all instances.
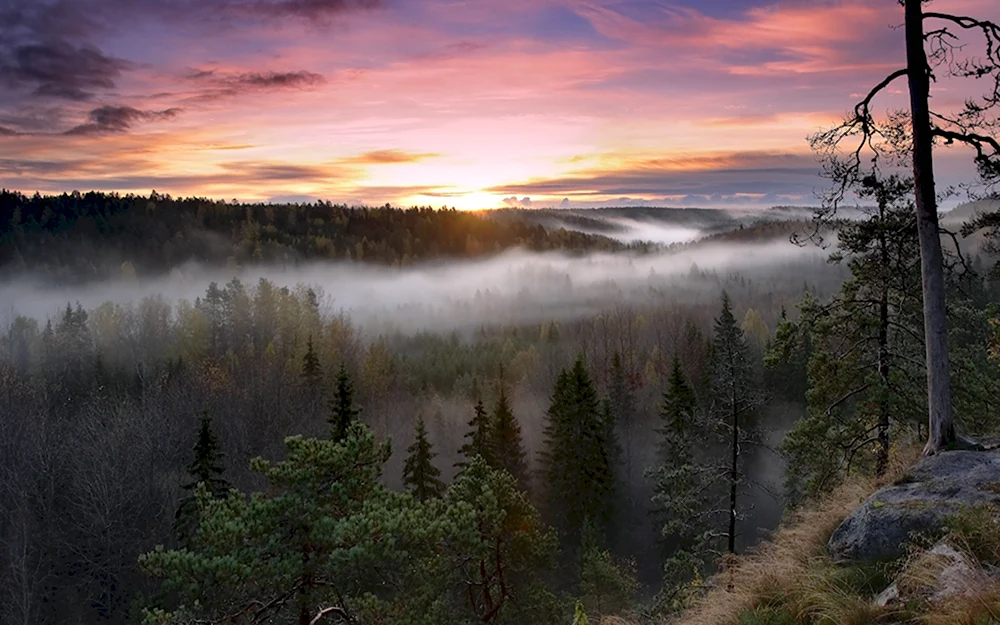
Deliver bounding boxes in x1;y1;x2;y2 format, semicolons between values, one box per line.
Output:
1;186;999;624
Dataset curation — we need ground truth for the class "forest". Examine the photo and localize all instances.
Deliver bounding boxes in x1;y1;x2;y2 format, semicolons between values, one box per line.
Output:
0;178;999;624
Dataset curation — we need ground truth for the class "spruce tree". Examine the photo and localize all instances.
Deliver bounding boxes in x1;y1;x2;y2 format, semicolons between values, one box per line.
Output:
301;335;322;386
492;384;530;492
710;291;761;555
456;398;494;471
606;352;633;485
174;412;229;545
328;363;360;442
647;357;711;606
403;418;445;502
541;355;616;549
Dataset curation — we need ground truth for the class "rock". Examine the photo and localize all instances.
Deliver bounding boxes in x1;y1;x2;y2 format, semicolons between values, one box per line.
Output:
879;542;992;606
828;451;1000;563
874;582;900;607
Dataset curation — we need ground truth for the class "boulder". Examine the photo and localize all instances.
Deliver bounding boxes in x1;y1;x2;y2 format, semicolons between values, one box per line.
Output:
875;541;991;607
828;451;1000;563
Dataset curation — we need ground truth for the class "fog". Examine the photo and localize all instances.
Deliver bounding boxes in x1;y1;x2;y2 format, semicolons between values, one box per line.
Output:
1;237;835;334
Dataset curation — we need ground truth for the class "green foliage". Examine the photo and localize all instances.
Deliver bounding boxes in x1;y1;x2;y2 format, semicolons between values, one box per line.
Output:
764;304;813;404
782;176;925;498
328;363;360;442
142;423;566;625
709;290;765;555
578;522;640;618
403;417;445;502
173;413;229;546
440;456;561;624
0;190;642;281
491;384;530;492
141;423;418;624
542;354;617;550
649;357;713;604
456;398;495;470
300;334;322;386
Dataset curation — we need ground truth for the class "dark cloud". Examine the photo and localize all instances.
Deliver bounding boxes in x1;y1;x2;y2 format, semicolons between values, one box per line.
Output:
65;106;181;135
0;0;378;131
0;0;131;103
238;0;382;20
0;127;19;136
186;69;326;102
218;161;331;181
2;42;131;101
487;152;821;199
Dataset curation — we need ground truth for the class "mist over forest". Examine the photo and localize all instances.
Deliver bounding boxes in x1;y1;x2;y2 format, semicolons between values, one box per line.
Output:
1;187;998;625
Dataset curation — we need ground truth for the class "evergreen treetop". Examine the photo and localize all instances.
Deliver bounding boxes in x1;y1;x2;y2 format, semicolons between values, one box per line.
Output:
456;398;494;470
403;417;445;502
328;362;360;441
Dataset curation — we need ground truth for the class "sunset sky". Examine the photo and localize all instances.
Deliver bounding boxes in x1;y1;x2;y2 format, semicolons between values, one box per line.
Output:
1;0;998;209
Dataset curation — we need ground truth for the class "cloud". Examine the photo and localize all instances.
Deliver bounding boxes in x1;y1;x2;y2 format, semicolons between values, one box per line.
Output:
344;149;439;164
184;69;326;102
238;0;382;20
192;69;325;89
502;196;533;208
1;40;131;102
487;151;821;200
65;106;181;135
0;127;19;136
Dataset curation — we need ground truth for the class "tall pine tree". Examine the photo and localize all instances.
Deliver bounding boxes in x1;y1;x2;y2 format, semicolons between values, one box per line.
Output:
403;417;445;502
783;175;925;498
456;398;494;471
301;335;322;386
328;363;360;442
492;382;530;492
647;356;711;608
710;291;762;556
607;352;634;487
174;412;230;546
541;355;616;550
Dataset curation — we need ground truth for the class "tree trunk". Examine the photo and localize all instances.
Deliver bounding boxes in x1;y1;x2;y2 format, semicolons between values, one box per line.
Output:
728;385;738;555
877;285;890;476
904;0;956;456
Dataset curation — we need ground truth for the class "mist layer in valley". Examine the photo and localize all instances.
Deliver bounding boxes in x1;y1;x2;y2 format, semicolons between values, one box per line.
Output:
1;236;840;336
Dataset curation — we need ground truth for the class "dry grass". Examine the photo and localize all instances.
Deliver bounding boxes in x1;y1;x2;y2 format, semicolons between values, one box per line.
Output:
669;444;924;625
923;582;1000;625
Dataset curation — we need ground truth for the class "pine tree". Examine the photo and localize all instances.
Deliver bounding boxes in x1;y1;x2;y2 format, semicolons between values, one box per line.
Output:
492;384;530;492
328;363;360;442
173;412;229;546
647;357;711;606
456;398;494;471
301;335;322;386
403;418;445;502
607;352;633;485
657;356;697;465
541;355;616;550
709;291;762;555
783;175;925;498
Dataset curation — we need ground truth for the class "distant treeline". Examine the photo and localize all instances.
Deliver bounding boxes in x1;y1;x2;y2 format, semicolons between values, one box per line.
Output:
0;190;649;281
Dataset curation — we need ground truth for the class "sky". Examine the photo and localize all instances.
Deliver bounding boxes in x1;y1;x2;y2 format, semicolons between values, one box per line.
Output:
1;0;998;209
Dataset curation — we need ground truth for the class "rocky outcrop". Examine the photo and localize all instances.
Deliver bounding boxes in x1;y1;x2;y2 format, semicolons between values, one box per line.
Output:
828;451;1000;563
875;541;992;607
